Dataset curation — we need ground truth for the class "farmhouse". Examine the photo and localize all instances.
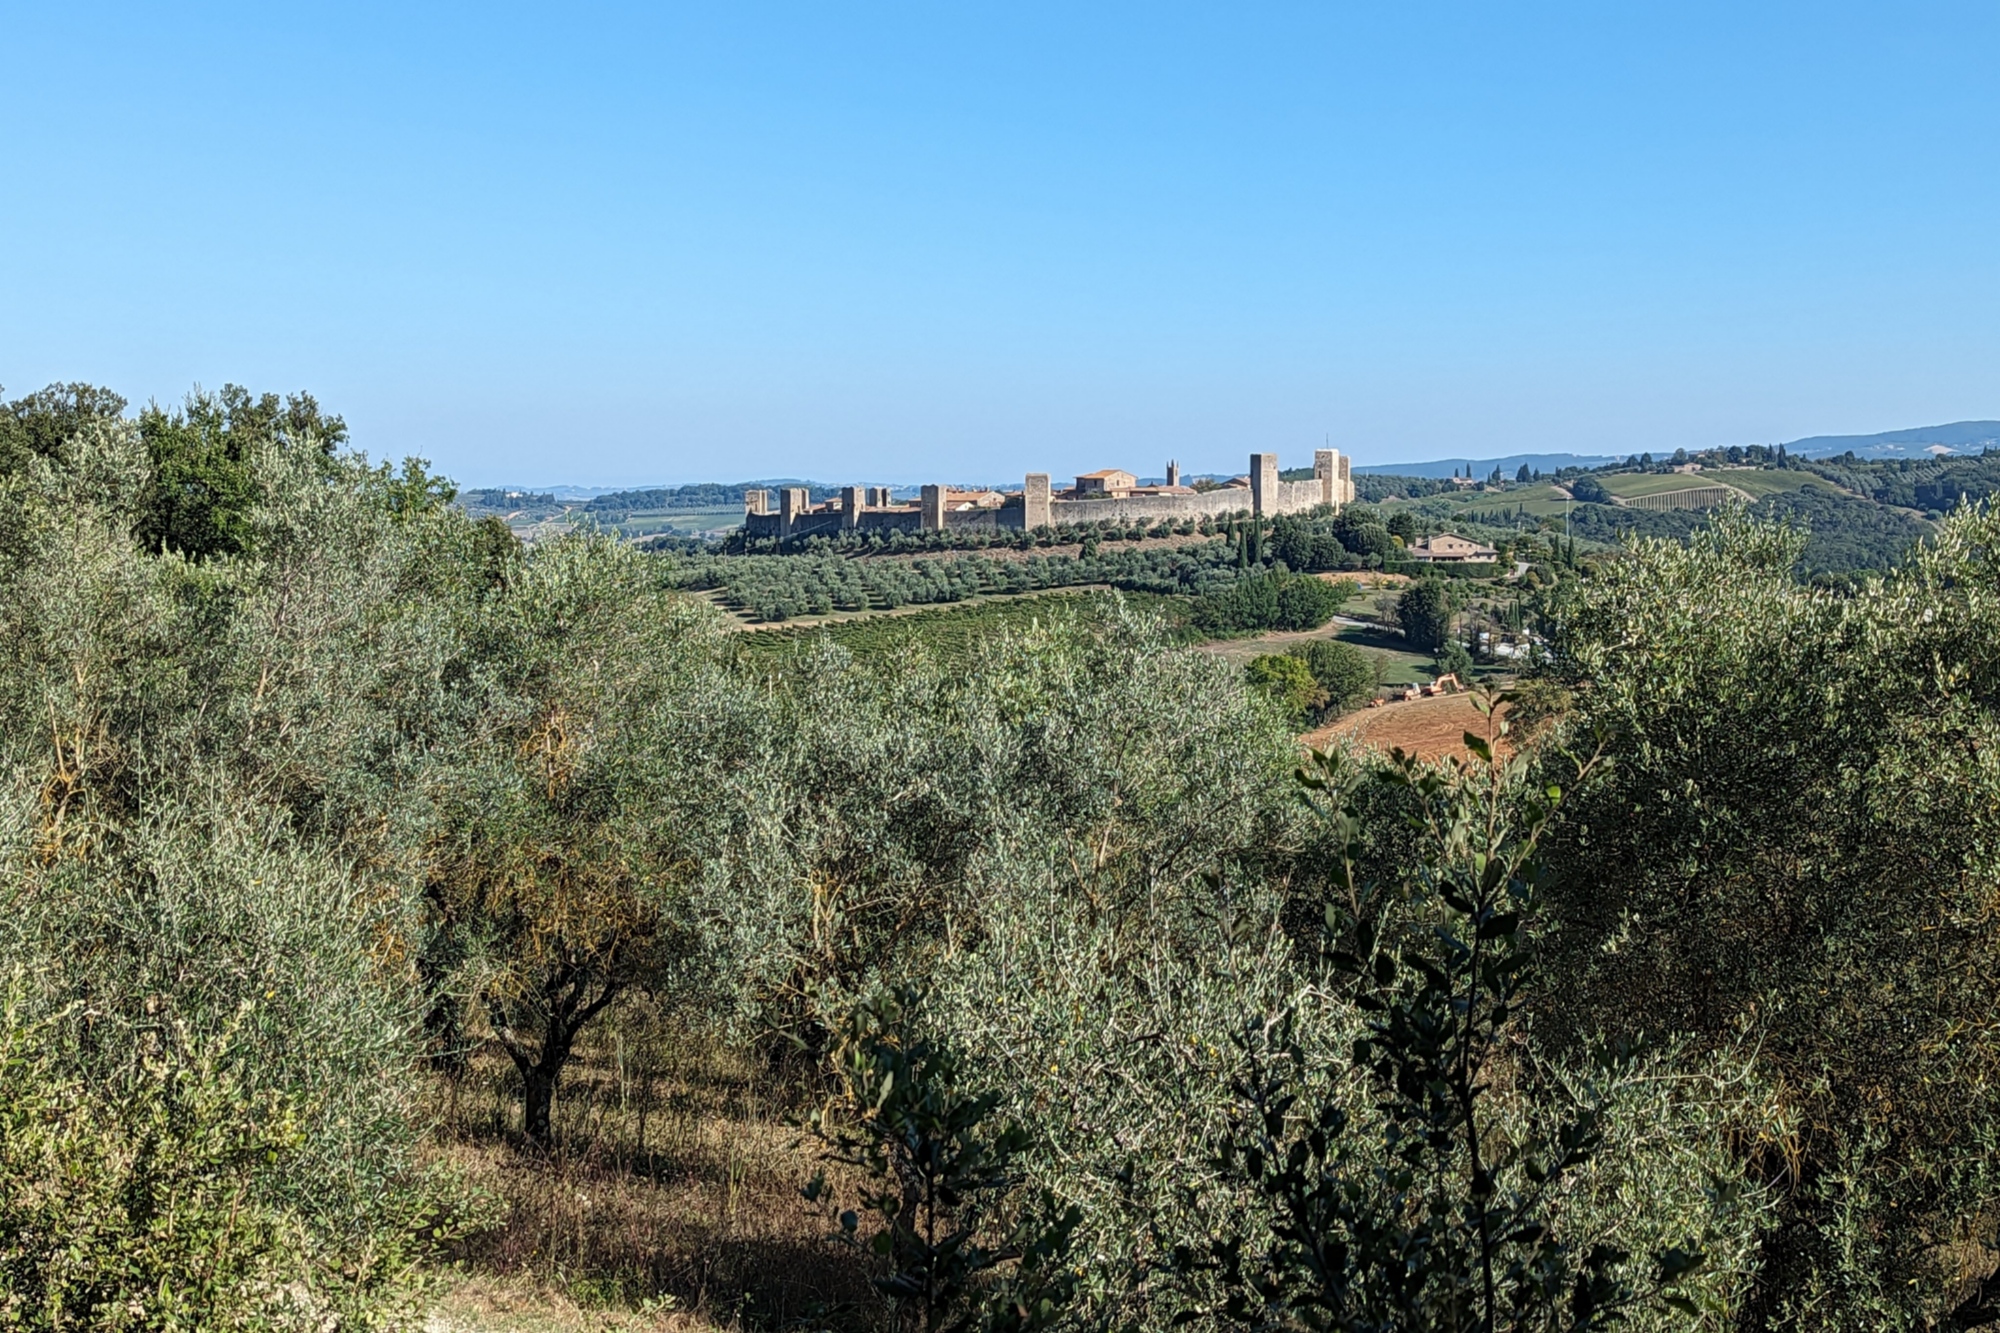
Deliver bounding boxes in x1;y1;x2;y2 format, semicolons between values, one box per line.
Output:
1405;532;1499;564
1073;469;1138;496
742;450;1355;541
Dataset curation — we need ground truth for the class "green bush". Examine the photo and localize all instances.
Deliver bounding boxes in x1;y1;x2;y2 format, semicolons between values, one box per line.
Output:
1536;509;2000;1328
1289;638;1376;712
0;986;459;1330
0;421;474;1323
805;988;1082;1332
1191;573;1351;636
1184;744;1702;1330
1245;653;1325;723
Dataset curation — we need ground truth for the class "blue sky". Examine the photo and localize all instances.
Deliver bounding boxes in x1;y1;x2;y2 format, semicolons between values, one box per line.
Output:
4;3;1996;486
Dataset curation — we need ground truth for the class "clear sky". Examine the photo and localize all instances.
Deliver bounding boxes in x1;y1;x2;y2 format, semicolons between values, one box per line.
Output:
4;3;1997;487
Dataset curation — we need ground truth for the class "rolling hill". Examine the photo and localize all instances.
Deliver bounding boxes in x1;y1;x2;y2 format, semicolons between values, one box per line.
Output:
1781;421;2000;459
1353;453;1616;478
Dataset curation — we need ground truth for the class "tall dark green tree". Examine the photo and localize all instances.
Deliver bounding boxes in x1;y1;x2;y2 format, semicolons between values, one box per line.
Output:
137;384;347;559
1396;578;1461;654
0;381;128;477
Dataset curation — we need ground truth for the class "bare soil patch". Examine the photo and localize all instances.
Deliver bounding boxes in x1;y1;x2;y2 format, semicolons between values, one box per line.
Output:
1303;692;1510;764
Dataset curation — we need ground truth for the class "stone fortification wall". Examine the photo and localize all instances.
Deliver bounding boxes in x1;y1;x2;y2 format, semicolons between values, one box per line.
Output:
742;450;1347;540
745;509;836;540
1048;488;1255;525
1274;478;1328;511
941;505;1013;531
744;508;922;540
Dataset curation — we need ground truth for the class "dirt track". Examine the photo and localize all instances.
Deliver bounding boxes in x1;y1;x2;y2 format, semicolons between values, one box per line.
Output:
1302;692;1509;763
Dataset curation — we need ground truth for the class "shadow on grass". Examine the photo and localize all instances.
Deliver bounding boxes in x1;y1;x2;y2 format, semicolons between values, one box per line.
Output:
1333;623;1418;655
438;1044;887;1331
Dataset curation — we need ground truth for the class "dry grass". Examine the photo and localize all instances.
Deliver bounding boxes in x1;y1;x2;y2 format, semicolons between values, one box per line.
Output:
427;1029;883;1332
428;1272;720;1332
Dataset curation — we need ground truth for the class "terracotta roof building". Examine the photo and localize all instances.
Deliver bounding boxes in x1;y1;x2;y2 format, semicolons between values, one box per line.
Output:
1073;469;1139;496
1405;533;1499;563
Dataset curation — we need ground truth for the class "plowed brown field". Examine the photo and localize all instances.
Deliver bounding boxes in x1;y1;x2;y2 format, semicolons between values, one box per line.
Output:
1301;692;1509;763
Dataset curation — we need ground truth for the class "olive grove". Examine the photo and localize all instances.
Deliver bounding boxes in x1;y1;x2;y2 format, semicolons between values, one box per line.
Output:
0;385;1995;1330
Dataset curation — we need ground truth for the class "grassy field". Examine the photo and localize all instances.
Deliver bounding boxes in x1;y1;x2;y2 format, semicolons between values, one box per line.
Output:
606;508;745;537
430;1032;866;1331
1196;618;1440;686
1699;468;1839;498
725;587;1194;669
1382;484;1577;519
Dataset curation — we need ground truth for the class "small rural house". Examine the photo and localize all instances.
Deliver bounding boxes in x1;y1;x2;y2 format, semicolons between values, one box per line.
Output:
1404;532;1499;564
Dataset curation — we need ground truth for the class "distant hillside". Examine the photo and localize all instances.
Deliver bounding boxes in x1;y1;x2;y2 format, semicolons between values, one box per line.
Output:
1353;424;2000;477
1781;421;2000;459
498;479;848;503
1353;453;1616;479
495;422;1998;507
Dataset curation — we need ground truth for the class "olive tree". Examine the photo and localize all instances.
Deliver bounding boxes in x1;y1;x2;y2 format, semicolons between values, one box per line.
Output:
0;422;455;1322
1534;509;2000;1329
422;532;770;1143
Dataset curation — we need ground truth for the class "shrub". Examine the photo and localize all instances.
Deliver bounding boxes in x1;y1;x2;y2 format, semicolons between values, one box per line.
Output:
0;986;453;1330
1535;509;2000;1327
1290;638;1376;711
1246;653;1326;723
805;988;1083;1332
1192;574;1350;636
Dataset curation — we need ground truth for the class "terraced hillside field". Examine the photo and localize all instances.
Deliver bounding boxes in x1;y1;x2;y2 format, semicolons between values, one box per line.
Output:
1698;468;1841;498
1596;468;1841;502
1379;483;1577;519
1597;472;1748;501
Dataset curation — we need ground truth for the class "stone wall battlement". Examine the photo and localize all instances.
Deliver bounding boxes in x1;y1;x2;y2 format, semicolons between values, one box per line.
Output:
743;450;1353;539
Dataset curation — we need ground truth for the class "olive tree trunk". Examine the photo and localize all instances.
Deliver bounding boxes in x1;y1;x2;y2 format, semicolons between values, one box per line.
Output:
488;964;623;1147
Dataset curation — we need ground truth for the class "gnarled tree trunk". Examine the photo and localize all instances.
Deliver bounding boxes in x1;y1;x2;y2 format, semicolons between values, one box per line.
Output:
488;963;623;1147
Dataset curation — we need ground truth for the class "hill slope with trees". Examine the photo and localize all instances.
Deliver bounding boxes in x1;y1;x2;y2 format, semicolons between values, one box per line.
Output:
0;379;1996;1331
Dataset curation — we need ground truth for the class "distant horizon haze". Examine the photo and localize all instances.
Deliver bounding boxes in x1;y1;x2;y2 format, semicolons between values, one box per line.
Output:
4;3;1996;488
488;420;2000;495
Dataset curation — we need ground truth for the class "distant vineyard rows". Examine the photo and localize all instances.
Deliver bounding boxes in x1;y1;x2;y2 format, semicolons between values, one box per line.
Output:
662;543;1250;621
1619;485;1741;511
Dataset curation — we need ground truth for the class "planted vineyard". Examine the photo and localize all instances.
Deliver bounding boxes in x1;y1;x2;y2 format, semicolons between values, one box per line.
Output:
1620;484;1741;510
664;541;1250;621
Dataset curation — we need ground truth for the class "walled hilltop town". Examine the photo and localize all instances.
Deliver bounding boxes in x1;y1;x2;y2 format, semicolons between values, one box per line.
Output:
742;449;1354;540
